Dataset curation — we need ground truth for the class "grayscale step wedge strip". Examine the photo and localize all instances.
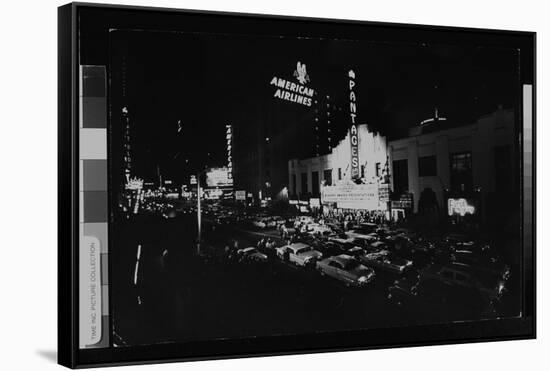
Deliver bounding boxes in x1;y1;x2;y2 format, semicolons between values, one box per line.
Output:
79;65;110;349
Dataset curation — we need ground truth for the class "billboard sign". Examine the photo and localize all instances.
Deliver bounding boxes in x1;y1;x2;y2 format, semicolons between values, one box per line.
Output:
206;167;233;187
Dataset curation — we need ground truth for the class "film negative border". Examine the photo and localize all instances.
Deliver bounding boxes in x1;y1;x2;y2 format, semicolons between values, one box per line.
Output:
78;65;110;349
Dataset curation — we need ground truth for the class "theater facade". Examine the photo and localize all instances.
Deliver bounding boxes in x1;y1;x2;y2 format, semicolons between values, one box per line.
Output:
288;107;517;223
288;124;391;215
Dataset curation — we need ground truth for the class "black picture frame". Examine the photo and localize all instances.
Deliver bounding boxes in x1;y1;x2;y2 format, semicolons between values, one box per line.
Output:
58;2;536;368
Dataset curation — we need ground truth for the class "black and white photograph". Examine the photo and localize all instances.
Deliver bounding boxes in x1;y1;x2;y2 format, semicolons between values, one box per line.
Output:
1;0;546;370
108;29;524;346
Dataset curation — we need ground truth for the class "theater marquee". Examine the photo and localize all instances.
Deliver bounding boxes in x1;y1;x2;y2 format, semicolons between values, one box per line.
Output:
321;183;387;210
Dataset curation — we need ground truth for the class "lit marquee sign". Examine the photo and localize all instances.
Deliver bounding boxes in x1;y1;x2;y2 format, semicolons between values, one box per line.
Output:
448;198;476;216
322;183;385;210
206;167;233;187
270;61;315;107
348;69;360;179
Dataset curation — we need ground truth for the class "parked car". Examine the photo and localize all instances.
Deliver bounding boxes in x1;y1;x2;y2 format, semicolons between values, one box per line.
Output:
328;236;356;245
346;229;378;243
384;234;410;251
317;254;375;287
444;233;472;245
368;241;388;252
307;223;333;236
276;242;323;267
359;250;413;274
346;246;367;258
237;247;268;263
419;262;509;304
316;241;347;257
450;249;510;279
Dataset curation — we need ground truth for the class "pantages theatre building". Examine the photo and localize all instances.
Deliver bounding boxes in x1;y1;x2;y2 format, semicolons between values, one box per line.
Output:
286;70;518;225
288;68;394;219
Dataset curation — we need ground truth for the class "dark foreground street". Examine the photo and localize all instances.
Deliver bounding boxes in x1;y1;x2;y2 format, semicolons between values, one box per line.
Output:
111;209;520;346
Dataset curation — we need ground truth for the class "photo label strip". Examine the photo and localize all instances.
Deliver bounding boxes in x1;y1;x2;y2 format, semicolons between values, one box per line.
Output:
79;65;110;349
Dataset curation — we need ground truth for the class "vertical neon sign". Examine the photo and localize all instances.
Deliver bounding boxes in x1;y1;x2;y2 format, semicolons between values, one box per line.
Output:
226;124;233;185
349;70;360;179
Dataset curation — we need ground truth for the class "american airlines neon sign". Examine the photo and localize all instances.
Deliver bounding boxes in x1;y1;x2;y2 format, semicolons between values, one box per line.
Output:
270;62;315;107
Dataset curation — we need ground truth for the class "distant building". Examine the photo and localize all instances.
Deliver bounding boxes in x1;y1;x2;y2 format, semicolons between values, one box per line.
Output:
312;94;346;157
389;107;517;219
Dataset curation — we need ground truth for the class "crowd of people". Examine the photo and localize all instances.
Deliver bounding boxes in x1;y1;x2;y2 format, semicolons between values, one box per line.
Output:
323;208;388;227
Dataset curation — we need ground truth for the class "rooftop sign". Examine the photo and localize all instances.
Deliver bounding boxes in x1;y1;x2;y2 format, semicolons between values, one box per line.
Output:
270;61;315;107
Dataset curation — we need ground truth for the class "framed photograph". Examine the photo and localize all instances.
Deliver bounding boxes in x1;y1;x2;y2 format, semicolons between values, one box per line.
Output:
58;2;535;368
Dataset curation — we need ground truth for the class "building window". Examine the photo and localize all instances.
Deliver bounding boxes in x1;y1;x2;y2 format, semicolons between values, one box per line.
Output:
375;162;381;177
301;173;308;195
361;165;365;178
291;174;296;195
418;155;437;177
338;168;342;180
450;152;473;192
392;159;408;195
323;169;332;186
312;171;320;196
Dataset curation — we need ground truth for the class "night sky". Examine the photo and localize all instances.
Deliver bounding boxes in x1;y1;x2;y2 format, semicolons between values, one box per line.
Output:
109;30;519;184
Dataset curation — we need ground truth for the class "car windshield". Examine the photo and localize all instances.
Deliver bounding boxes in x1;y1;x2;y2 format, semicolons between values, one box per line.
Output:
344;259;361;270
296;247;311;254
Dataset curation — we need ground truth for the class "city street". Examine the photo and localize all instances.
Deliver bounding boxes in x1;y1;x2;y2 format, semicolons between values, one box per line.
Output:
111;201;518;346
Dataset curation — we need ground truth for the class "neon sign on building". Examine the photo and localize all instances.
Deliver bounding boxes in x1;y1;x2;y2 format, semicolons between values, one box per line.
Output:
448;198;476;216
226;124;234;185
348;69;360;179
270;61;315;107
